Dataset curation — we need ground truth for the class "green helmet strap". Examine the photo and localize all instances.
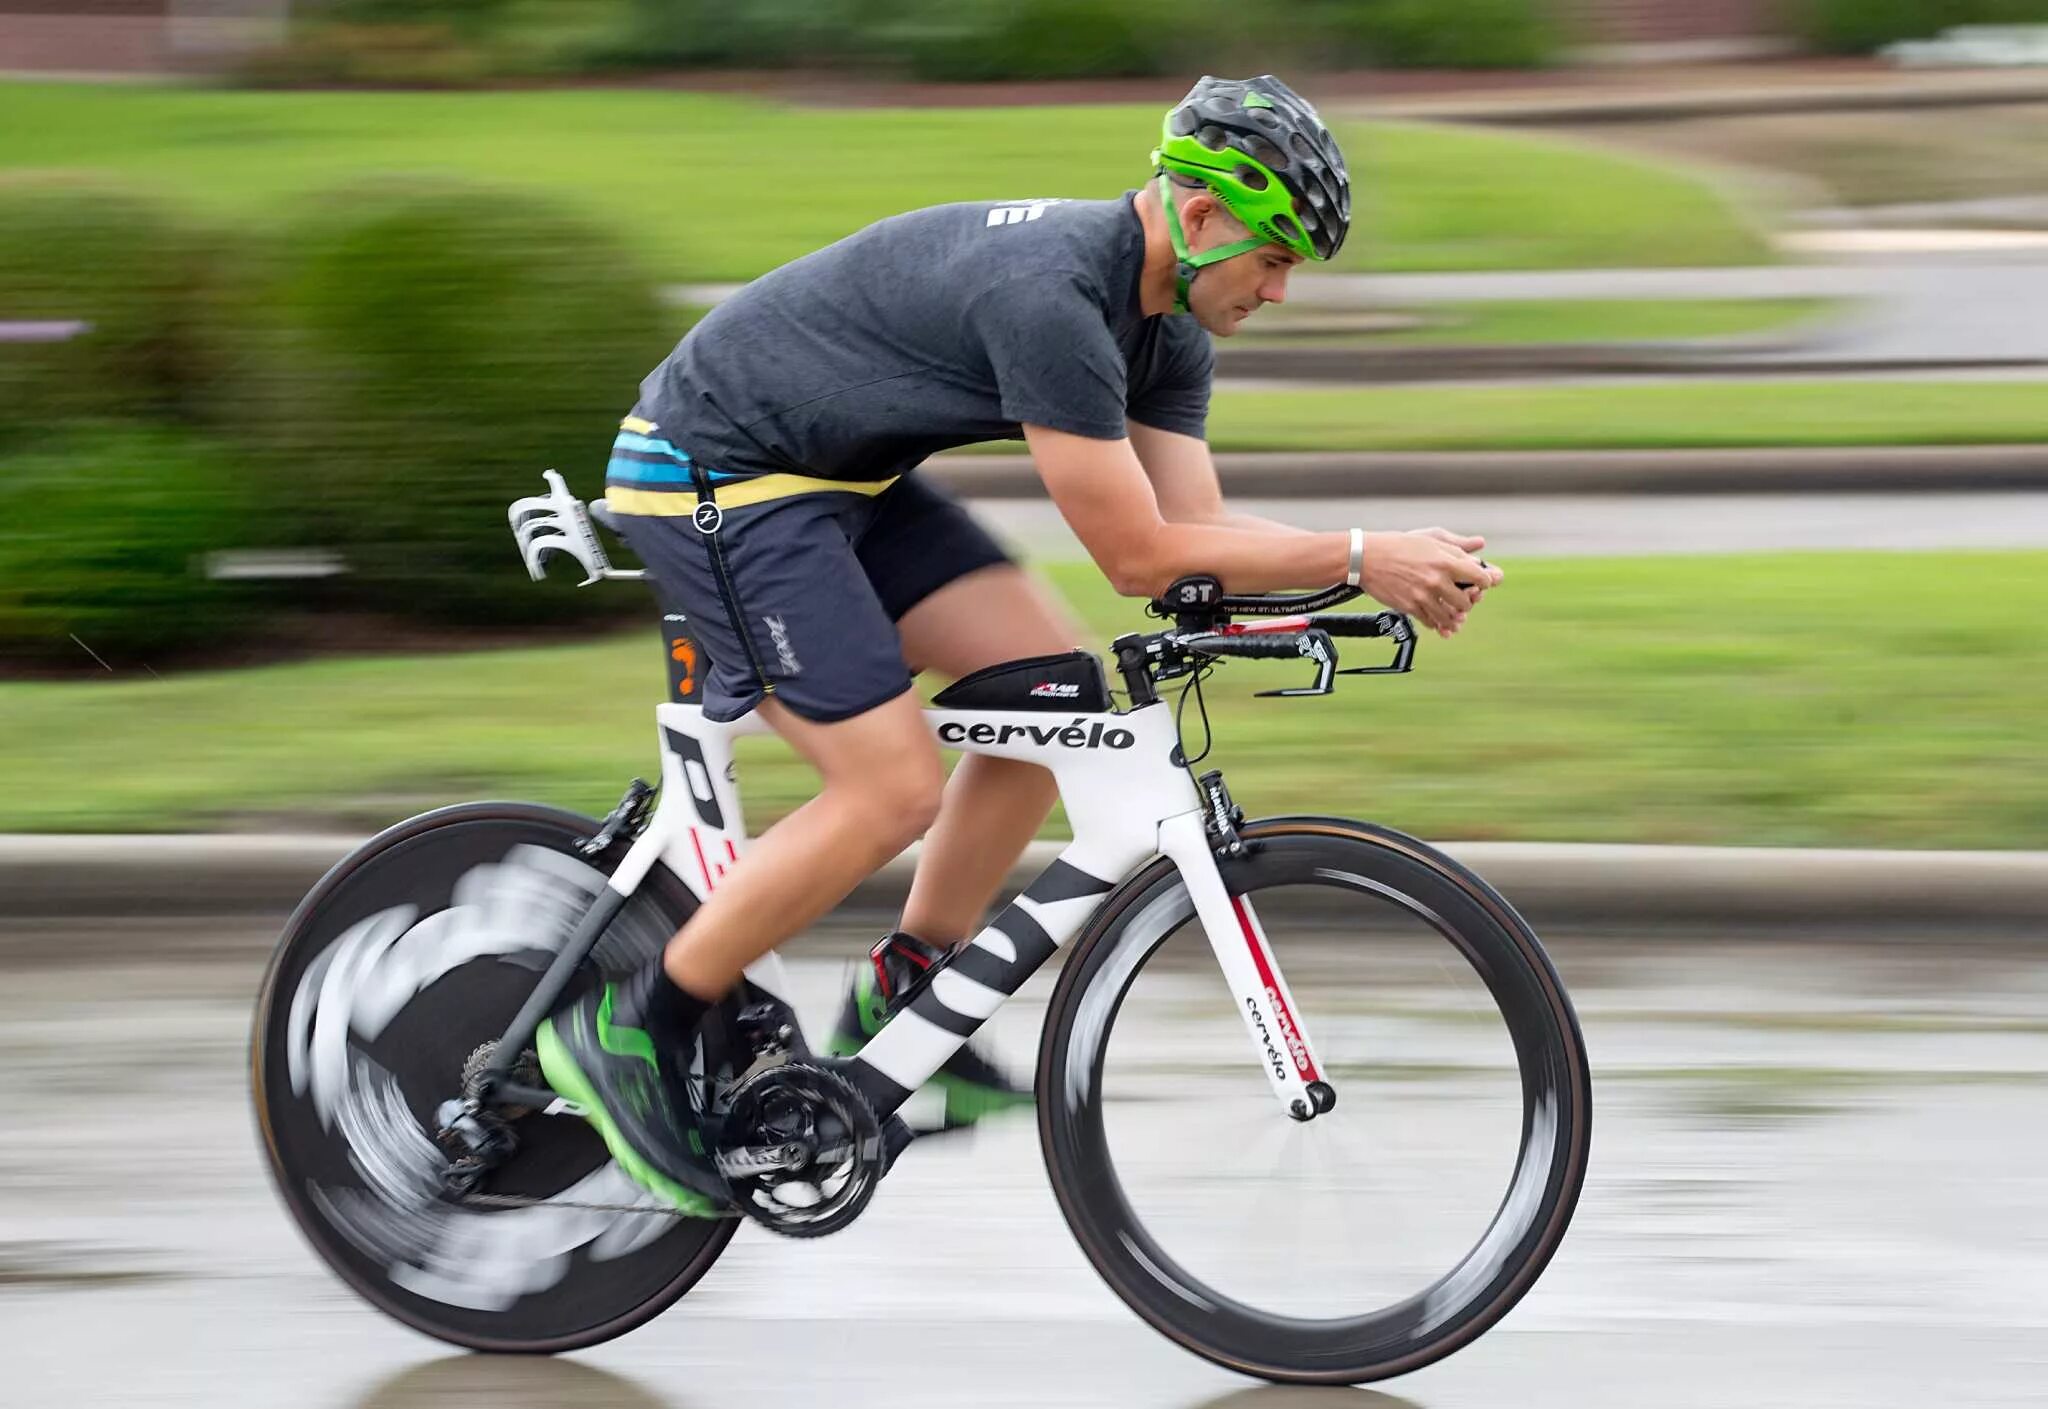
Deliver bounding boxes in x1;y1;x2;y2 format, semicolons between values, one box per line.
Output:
1158;172;1267;314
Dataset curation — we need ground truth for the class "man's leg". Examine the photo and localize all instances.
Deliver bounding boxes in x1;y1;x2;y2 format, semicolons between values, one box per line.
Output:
894;562;1085;943
666;690;946;997
539;687;944;1214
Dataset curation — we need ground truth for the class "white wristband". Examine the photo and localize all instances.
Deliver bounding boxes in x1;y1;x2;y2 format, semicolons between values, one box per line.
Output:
1346;527;1365;588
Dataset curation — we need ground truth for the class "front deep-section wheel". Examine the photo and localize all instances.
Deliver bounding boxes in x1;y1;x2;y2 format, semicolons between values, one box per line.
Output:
1038;817;1591;1384
251;802;739;1353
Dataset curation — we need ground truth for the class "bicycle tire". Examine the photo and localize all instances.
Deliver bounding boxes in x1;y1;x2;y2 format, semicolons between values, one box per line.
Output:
251;801;739;1353
1037;816;1591;1384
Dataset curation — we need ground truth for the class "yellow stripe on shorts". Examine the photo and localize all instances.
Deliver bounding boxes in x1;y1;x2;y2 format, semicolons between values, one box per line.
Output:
606;473;900;516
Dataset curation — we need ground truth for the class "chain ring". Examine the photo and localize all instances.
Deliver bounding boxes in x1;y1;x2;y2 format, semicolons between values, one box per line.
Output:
718;1063;885;1239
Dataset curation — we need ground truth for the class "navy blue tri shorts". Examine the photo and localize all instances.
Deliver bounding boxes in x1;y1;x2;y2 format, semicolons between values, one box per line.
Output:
610;471;1014;725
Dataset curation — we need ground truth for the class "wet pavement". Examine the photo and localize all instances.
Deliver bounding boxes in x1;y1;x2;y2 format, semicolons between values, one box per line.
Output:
2;920;2044;1407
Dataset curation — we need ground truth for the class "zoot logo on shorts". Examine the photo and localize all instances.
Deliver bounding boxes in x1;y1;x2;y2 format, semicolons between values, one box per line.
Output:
691;501;723;534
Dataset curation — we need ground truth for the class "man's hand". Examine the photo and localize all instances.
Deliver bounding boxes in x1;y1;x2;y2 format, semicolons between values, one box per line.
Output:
1361;528;1505;638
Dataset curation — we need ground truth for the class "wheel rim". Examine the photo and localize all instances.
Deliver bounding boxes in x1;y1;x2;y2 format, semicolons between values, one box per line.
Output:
1044;831;1587;1379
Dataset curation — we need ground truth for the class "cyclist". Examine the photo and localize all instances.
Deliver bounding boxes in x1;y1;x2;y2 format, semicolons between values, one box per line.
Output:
538;75;1504;1215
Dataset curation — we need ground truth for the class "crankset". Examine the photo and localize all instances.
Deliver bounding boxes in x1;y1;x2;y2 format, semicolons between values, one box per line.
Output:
718;1063;888;1238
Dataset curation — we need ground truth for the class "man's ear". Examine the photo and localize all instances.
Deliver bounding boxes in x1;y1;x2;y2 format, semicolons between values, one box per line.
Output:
1182;191;1222;240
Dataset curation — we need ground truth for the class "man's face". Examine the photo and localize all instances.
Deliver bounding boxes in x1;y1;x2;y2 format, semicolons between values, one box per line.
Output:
1188;244;1302;336
1178;191;1305;336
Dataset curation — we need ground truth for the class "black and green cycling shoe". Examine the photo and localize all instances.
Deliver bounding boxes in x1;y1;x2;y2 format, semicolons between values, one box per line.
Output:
826;932;1035;1128
535;984;732;1218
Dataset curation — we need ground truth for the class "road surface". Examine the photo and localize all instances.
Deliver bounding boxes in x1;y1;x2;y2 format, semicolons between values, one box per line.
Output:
2;917;2043;1407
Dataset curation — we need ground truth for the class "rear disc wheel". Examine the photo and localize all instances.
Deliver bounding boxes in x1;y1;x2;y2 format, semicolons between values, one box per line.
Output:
251;802;738;1353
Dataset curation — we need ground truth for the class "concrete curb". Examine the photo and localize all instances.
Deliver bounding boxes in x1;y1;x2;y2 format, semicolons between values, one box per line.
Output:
3;834;2042;938
926;444;2048;499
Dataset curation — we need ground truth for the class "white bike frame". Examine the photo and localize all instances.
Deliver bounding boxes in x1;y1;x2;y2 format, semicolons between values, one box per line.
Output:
510;472;1332;1120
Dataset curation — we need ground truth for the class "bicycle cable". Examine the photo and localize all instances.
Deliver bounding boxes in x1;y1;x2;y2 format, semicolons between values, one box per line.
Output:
1173;658;1217;775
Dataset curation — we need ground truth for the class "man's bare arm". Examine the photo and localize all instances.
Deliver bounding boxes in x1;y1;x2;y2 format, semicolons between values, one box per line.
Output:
1126;420;1308;535
1024;423;1350;597
1112;421;1505;637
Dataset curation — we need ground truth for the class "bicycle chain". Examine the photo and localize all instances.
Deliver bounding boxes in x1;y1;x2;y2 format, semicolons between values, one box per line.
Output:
458;1191;739;1219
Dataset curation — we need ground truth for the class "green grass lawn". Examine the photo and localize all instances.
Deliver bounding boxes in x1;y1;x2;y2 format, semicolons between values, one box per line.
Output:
3;553;2042;850
1203;381;2048;452
0;84;1769;280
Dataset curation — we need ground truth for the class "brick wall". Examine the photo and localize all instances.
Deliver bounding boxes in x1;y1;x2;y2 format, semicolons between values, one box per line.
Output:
0;14;172;73
0;1;170;14
0;1;285;73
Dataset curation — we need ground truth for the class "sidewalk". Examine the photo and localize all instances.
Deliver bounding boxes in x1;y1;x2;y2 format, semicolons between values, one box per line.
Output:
4;834;2042;942
1352;62;2048;126
924;444;2048;498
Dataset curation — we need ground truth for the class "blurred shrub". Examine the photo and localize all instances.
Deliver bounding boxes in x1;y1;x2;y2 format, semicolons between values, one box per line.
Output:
1314;0;1560;69
1794;0;2048;53
596;0;1556;78
0;425;262;668
247;179;669;623
880;0;1184;81
232;22;497;88
314;0;515;32
0;177;242;444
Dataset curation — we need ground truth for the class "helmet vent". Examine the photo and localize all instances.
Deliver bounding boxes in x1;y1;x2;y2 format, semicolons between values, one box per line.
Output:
1245;134;1288;171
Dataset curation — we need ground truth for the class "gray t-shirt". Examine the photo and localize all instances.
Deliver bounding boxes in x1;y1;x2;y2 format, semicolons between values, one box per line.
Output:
636;192;1213;482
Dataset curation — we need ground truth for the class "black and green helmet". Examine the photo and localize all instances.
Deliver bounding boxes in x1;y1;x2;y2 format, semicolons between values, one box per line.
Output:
1151;75;1351;310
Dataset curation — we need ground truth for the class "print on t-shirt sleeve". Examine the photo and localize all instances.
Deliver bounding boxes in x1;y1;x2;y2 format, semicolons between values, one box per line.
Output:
1127;319;1214;441
963;272;1129;441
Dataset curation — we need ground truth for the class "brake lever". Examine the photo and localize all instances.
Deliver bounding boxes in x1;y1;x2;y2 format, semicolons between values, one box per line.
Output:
1254;628;1338;698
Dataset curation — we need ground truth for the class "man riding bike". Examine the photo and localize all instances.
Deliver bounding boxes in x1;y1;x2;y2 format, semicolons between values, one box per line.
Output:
537;75;1504;1216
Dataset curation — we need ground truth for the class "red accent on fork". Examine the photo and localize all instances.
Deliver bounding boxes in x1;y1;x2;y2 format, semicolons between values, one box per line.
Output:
1231;893;1320;1082
689;828;715;893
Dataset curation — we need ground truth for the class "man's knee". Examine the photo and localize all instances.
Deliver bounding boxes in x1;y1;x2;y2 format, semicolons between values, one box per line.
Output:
836;753;945;849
